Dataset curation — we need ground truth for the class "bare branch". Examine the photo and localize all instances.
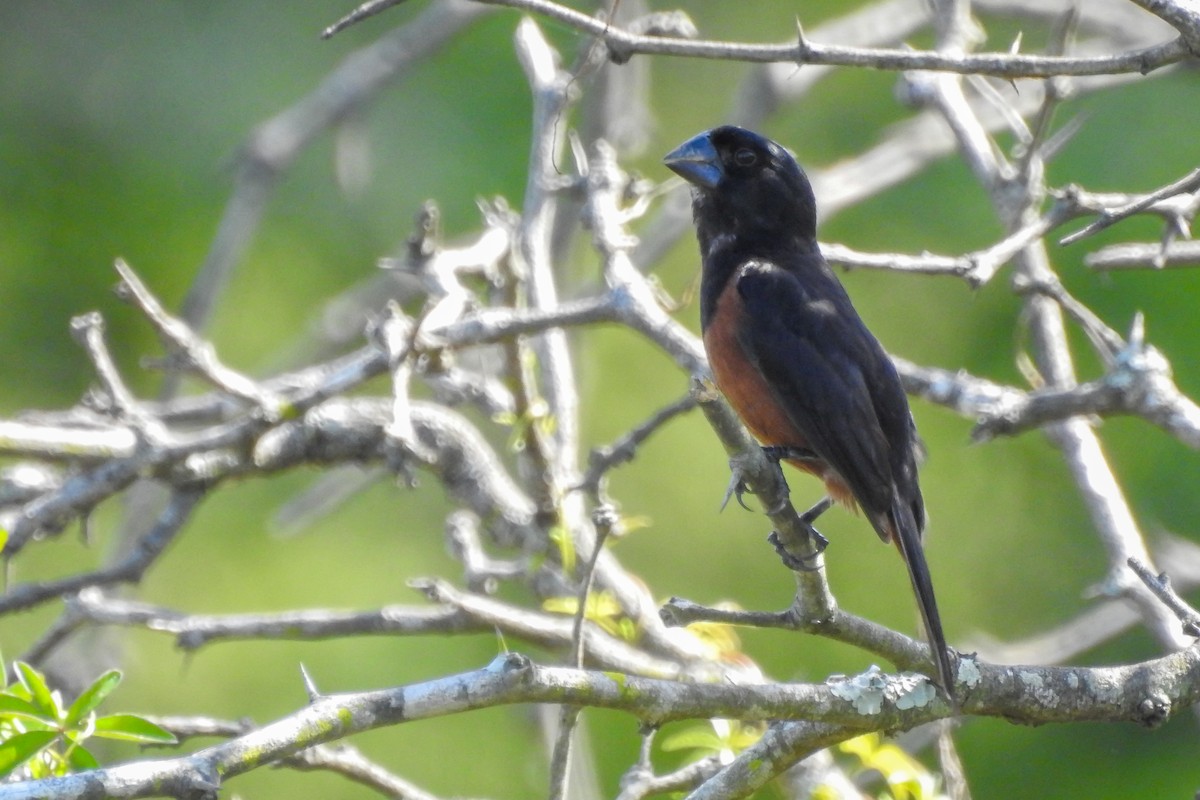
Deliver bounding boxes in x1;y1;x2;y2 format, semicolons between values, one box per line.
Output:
0;488;202;615
416;0;1191;78
578;394;696;497
910;1;1190;651
1060;166;1200;245
115;259;285;417
1128;557;1200;637
616;754;721;800
1085;239;1200;269
1123;0;1200;53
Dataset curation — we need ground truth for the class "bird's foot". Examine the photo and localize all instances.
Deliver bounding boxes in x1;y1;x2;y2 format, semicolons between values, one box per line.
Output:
721;447;820;515
768;528;827;571
767;494;833;571
722;450;782;512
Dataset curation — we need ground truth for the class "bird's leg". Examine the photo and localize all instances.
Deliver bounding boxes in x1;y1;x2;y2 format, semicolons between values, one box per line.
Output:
761;445;820;465
799;495;832;547
768;495;831;572
756;445;818;515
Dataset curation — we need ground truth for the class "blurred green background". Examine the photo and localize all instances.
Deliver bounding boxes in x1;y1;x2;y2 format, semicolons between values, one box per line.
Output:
2;1;1200;797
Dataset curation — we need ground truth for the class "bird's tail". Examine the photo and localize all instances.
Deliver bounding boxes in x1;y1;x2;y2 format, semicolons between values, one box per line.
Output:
889;499;956;701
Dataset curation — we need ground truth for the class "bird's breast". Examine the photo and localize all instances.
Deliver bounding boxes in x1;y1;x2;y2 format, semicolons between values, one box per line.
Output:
703;280;858;510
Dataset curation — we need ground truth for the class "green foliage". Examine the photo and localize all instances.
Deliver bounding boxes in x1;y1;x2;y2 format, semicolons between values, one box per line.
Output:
816;733;944;800
542;591;639;642
0;659;176;780
659;718;764;763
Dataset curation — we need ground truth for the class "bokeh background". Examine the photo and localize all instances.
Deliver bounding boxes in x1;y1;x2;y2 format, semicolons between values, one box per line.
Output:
2;1;1200;797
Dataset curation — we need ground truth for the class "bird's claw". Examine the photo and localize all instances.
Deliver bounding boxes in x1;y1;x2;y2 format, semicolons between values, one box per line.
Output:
720;471;755;512
721;452;768;512
768;529;826;572
768;493;831;571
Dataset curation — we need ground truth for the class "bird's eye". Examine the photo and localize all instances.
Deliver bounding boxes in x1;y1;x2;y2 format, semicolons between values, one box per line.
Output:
733;148;757;167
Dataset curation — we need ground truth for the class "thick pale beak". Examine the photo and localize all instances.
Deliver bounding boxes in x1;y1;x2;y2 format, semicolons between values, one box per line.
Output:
663;130;722;189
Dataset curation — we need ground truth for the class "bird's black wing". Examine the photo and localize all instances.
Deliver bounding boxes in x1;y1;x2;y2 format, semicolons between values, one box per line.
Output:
732;259;899;519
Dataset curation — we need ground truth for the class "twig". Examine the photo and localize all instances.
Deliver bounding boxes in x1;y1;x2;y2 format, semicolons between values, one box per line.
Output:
0;488;203;614
616;754;721;800
970;533;1200;665
1127;557;1200;637
1060;166;1200;245
409;577;724;680
685;720;858;800
659;595;939;680
578;394;697;496
151;713;471;799
286;742;448;800
67;588;482;649
115;259;285;417
1085;239;1200;269
444;510;530;593
513;16;582;485
547;502;618;800
322;0;408;39
1123;0;1200;54
70;312;154;428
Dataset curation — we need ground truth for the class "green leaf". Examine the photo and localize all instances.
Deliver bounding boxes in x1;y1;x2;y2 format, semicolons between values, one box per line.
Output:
0;693;55;725
15;663;60;720
659;727;724;753
0;730;56;778
93;714;177;744
65;669;122;728
65;741;100;772
548;525;575;575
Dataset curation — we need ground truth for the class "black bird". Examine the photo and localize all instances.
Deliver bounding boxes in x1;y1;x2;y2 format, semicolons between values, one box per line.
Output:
664;125;955;698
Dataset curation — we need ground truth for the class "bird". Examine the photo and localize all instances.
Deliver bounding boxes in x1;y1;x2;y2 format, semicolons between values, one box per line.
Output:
664;125;955;698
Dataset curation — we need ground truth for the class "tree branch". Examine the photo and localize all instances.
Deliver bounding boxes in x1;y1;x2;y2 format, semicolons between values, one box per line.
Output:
6;648;1200;799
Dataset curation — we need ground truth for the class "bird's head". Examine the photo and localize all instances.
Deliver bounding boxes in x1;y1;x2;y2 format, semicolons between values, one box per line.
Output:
664;126;817;244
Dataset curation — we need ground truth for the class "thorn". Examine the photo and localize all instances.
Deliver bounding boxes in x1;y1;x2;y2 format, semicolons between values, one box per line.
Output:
1129;312;1145;348
795;16;810;59
299;663;322;703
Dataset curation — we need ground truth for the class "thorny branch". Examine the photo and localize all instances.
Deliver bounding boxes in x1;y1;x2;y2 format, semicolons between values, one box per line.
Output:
5;1;1200;799
325;0;1195;78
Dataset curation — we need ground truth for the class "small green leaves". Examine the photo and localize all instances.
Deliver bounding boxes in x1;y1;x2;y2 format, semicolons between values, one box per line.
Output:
0;660;176;779
93;715;176;744
65;669;122;728
0;694;53;726
0;731;57;776
15;662;60;720
815;733;943;800
548;524;576;575
660;719;764;763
